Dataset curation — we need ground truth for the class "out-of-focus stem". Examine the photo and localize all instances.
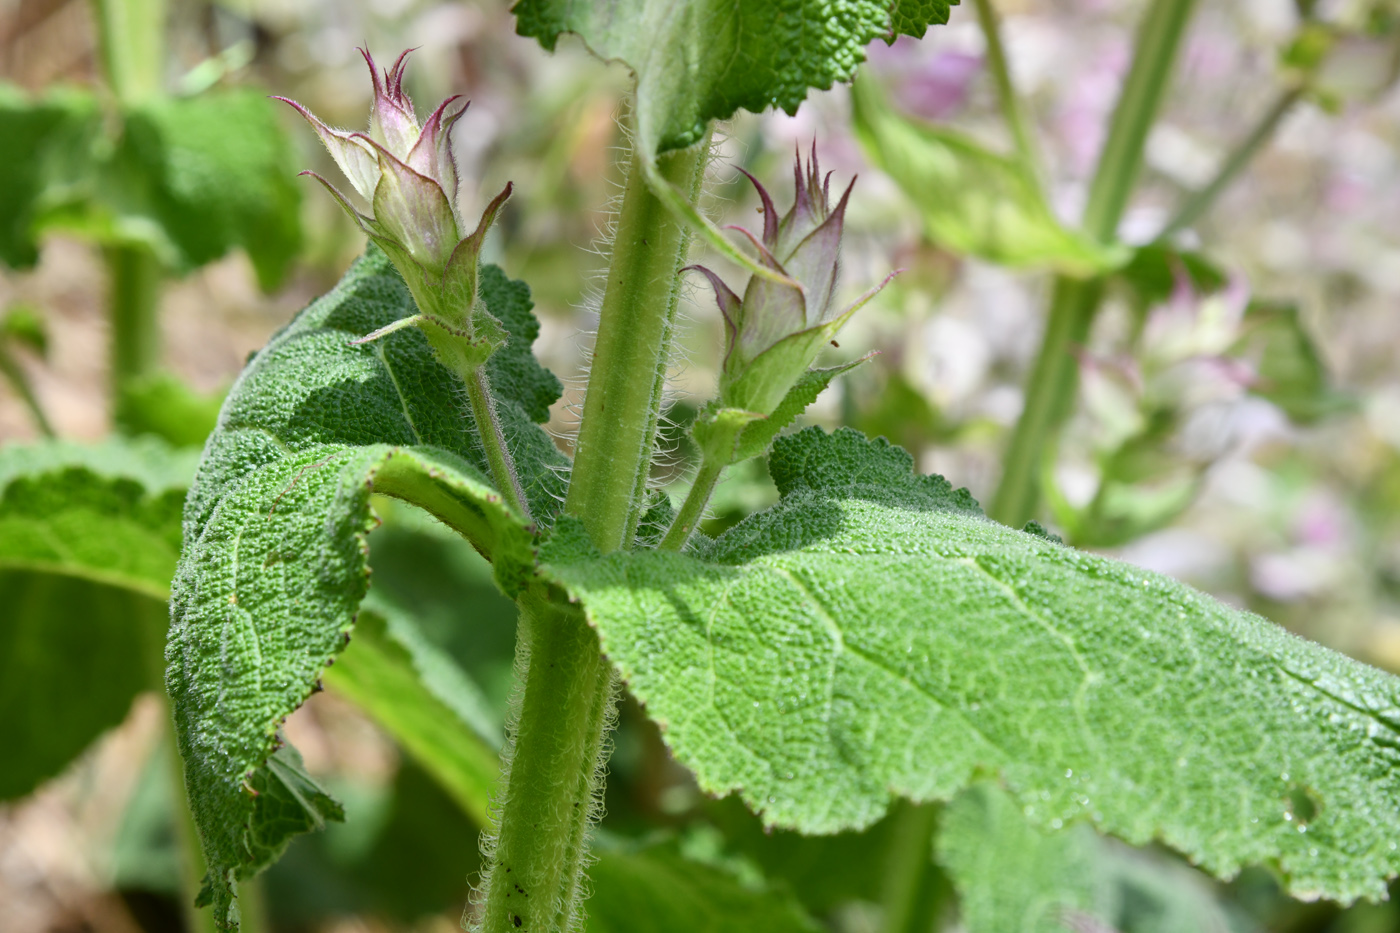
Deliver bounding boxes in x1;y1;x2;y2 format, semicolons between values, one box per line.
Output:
0;344;55;436
973;0;1041;177
90;0;166;104
1157;86;1305;240
880;800;952;933
990;0;1197;528
105;245;163;406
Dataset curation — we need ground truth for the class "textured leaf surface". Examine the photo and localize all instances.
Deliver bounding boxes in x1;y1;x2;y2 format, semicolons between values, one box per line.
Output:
584;842;822;933
514;0;956;154
547;427;1400;902
941;783;1238;933
851;76;1121;275
0;437;196;800
168;249;564;923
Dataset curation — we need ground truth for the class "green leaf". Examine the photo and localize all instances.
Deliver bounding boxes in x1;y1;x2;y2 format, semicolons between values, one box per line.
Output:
0;436;197;800
584;840;823;933
1115;244;1227;307
1237;300;1352;424
322;607;499;827
851;75;1123;276
1;85;304;289
731;356;873;463
547;427;1400;903
168;248;564;925
0;84;99;268
940;782;1239;933
116;371;226;448
514;0;956;156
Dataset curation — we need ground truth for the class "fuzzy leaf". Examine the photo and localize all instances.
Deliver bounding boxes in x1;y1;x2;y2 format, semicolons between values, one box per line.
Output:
851;75;1123;276
168;248;565;926
0;437;197;800
514;0;957;155
547;427;1400;904
584;842;823;933
732;356;873;463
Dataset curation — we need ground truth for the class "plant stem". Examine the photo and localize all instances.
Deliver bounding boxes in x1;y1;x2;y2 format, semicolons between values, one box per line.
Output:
476;585;615;933
90;0;166;104
165;728;220;933
563;134;709;552
1157;85;1304;240
989;0;1197;527
973;0;1041;177
659;452;726;550
0;344;55;436
880;801;952;933
106;244;162;394
466;367;532;521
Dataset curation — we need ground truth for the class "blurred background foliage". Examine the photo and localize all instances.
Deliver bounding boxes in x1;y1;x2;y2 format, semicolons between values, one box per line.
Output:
7;0;1400;931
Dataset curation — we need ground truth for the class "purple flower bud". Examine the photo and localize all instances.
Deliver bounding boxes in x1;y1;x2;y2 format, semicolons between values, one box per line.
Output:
691;148;893;416
279;48;510;363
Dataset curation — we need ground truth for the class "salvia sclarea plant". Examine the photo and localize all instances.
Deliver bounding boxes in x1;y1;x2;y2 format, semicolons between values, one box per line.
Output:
66;0;1400;930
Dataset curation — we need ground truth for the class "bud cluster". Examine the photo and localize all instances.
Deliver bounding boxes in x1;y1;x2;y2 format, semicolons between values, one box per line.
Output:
277;49;510;374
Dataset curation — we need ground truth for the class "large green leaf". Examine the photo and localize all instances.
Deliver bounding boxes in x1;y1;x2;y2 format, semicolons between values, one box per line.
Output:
0;85;302;289
514;0;957;156
545;427;1400;903
851;76;1122;276
0;436;197;800
167;248;564;925
584;840;822;933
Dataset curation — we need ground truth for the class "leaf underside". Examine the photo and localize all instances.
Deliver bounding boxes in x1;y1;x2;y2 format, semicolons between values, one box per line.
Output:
546;427;1400;904
167;249;563;924
513;0;957;155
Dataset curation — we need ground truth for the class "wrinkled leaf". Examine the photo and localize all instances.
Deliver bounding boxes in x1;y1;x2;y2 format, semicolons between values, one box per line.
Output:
851;76;1122;276
515;0;957;156
546;427;1400;903
584;840;822;933
168;248;564;925
0;436;197;799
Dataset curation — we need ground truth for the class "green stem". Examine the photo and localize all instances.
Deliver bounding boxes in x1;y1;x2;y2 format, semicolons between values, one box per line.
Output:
989;0;1197;528
563;134;709;552
659;453;726;551
105;244;164;430
1157;86;1304;240
973;0;1041;177
476;585;615;933
880;801;952;933
90;0;166;104
165;727;220;933
466;367;533;522
0;344;55;436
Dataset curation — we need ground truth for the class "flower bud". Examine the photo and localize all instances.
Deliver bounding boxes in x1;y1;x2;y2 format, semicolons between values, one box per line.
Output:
277;49;510;372
690;148;894;419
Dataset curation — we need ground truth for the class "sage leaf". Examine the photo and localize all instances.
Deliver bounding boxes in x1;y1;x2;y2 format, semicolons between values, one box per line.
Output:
547;427;1400;903
851;75;1123;276
0;437;196;800
168;249;563;924
514;0;956;156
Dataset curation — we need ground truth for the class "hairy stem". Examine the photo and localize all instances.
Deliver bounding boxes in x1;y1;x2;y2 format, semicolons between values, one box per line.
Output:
466;366;532;521
989;0;1197;527
659;452;726;551
476;585;615;933
564;134;708;552
973;0;1041;177
1157;86;1304;240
